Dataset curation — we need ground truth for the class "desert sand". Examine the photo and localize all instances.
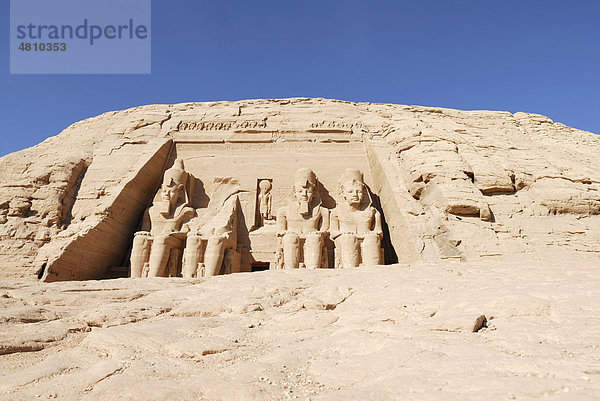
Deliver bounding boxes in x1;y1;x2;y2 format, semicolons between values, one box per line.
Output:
1;260;599;400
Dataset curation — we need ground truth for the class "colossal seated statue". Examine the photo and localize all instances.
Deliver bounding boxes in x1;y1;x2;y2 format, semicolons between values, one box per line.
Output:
331;168;383;269
276;168;329;269
182;178;241;278
130;159;195;278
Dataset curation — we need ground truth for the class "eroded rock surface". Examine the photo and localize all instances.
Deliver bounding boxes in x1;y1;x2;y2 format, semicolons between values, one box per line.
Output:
1;261;599;400
0;98;598;280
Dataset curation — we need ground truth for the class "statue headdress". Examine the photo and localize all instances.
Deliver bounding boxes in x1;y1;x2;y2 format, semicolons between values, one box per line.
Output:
162;159;191;205
339;168;372;207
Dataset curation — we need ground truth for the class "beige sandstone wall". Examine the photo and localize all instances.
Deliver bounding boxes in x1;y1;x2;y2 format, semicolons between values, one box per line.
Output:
0;98;598;280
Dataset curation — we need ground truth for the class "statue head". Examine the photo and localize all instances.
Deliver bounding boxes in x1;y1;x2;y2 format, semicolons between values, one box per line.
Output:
258;179;272;195
339;168;366;208
160;159;188;213
293;168;318;215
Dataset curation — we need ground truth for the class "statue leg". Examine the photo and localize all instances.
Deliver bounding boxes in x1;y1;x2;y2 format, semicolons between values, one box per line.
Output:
338;234;360;269
182;235;204;278
361;233;382;266
304;232;323;269
334;238;342;269
130;233;152;278
148;235;179;277
204;236;226;276
282;232;300;269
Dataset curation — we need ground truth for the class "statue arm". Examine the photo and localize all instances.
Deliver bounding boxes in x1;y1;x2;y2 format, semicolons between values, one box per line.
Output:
180;207;198;234
168;207;196;235
330;209;341;239
320;208;330;233
319;207;331;234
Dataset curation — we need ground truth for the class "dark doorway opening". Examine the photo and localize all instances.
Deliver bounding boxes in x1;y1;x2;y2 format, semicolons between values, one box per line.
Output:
251;262;270;272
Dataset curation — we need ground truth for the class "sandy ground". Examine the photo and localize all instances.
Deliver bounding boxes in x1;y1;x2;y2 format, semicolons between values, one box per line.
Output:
1;261;599;400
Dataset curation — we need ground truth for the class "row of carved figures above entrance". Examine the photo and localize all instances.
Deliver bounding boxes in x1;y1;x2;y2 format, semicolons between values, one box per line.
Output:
129;159;385;278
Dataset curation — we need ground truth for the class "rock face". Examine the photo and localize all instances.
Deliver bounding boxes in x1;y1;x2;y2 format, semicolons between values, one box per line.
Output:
0;98;599;281
1;261;599;400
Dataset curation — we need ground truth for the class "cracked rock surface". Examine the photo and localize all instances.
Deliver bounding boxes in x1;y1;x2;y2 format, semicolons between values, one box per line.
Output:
1;98;599;280
1;261;599;400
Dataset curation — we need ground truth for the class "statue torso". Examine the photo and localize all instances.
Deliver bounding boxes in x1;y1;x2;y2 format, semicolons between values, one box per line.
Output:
148;203;194;236
285;202;324;234
336;205;376;234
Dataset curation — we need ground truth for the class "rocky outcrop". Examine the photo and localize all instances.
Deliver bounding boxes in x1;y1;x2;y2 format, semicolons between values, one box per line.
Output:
0;261;599;399
37;139;173;281
0;99;598;280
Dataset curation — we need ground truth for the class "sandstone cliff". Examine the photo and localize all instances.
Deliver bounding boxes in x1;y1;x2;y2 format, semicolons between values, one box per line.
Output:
0;98;598;280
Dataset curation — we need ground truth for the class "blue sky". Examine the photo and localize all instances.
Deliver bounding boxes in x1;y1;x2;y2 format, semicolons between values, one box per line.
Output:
1;0;598;157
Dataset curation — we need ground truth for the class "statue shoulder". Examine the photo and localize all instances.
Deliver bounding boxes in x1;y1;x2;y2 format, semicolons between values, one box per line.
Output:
147;205;162;221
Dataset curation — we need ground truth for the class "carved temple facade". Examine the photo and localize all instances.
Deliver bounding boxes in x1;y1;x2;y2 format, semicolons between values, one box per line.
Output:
127;134;397;277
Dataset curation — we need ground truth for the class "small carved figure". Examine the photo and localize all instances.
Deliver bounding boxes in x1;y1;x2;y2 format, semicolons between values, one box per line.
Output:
258;179;273;223
276;168;329;269
331;168;383;268
130;159;195;278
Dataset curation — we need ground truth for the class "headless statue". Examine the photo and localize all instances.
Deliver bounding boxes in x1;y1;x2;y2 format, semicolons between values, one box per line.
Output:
276;168;329;269
331;168;383;268
182;180;241;278
130;159;195;278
